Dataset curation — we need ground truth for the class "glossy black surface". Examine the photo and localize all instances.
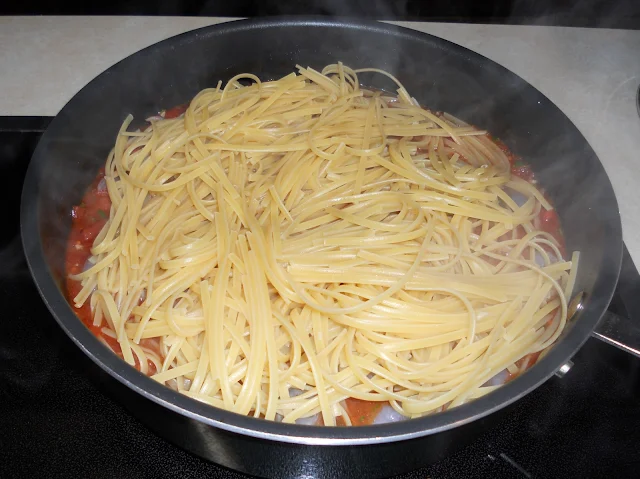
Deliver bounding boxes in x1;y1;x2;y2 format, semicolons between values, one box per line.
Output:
5;115;640;477
3;122;640;477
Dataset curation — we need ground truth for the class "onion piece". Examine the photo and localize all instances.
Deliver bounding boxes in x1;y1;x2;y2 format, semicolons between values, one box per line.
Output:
483;369;510;387
373;404;407;424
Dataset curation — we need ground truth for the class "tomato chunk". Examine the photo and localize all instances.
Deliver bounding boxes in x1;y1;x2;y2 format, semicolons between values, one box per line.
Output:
164;104;188;119
511;164;534;182
539;209;560;235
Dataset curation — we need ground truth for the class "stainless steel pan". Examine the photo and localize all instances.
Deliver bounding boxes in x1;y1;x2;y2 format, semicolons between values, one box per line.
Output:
21;18;626;478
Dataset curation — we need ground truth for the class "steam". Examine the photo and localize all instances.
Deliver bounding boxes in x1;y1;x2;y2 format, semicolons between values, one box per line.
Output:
194;0;639;29
267;0;409;18
197;0;409;19
503;0;639;28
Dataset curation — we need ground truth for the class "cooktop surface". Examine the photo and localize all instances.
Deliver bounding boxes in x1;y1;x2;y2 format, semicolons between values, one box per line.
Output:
2;117;640;479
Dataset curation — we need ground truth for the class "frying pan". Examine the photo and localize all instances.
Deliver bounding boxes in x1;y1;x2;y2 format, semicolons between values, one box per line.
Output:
20;18;624;478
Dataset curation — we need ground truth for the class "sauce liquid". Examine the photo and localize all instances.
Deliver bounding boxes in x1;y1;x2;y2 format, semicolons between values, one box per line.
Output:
65;168;158;374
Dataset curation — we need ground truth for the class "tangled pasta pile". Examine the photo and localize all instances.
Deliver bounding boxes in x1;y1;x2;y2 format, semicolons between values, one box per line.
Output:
69;63;577;425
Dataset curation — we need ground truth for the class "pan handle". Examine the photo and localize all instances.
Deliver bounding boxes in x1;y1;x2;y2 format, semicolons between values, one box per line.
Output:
591;310;640;359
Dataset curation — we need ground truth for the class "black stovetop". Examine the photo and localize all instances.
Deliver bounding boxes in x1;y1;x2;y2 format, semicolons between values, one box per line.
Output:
2;117;640;479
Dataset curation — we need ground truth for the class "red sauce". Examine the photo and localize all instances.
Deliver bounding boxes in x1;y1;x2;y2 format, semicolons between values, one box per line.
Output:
511;164;534;182
343;398;384;426
163;104;188;119
495;135;566;253
64;114;567;426
315;399;384;426
506;351;542;382
65;168;112;342
65;168;157;374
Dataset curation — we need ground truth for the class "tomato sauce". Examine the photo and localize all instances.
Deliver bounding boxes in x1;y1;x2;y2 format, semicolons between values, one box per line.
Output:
65;168;113;342
491;134;566;254
163;104;188;119
314;399;384;426
64;112;567;426
65;168;158;374
343;398;384;426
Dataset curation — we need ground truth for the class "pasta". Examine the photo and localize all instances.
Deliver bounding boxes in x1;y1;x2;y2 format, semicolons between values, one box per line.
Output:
66;63;577;426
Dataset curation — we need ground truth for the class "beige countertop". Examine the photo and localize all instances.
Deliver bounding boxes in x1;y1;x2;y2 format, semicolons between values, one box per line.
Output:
2;16;639;265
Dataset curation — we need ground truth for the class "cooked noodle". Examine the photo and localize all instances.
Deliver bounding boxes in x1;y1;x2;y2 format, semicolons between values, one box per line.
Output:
70;63;577;425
